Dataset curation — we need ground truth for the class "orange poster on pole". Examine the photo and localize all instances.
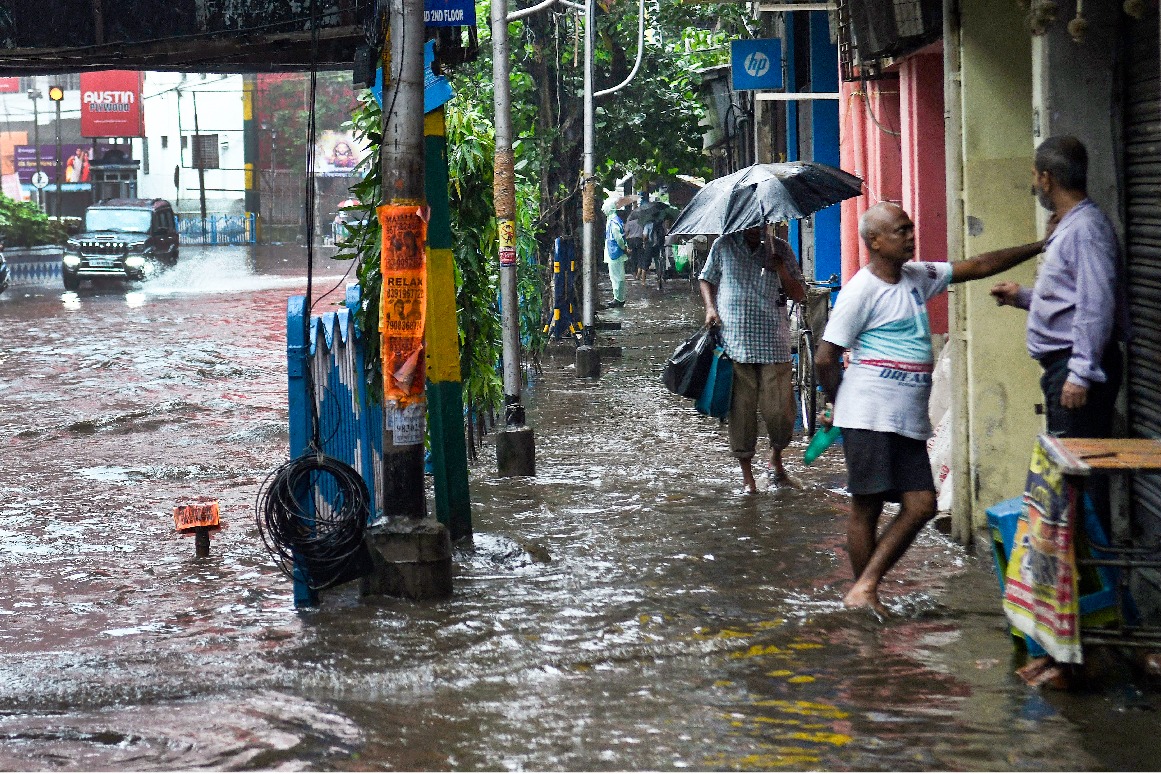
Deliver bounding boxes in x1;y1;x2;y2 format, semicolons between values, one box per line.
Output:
379;204;428;406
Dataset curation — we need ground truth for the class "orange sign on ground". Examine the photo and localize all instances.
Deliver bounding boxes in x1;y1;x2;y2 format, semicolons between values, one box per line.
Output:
173;500;220;532
379;204;429;406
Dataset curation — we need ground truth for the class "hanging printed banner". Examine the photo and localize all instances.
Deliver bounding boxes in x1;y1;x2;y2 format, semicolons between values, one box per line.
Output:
379;204;429;408
1003;436;1083;664
498;219;517;267
80;70;145;138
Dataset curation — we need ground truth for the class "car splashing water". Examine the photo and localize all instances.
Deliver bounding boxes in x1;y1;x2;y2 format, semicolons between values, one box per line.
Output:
0;248;1159;770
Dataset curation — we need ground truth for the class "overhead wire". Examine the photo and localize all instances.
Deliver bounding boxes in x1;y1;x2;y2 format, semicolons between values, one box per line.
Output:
254;0;373;592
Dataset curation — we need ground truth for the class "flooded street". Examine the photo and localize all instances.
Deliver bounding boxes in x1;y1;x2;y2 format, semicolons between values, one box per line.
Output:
1;248;1160;770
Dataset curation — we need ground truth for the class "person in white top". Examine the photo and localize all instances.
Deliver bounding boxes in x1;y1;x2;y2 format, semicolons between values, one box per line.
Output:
816;202;1055;616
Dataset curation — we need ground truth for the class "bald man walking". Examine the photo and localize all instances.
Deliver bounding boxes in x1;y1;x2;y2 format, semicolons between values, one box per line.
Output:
816;202;1054;615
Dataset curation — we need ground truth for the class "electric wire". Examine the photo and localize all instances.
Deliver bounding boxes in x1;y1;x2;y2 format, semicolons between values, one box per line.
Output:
255;0;371;590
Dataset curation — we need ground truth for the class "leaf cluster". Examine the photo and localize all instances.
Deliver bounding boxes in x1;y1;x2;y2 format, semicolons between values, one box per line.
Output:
0;195;67;246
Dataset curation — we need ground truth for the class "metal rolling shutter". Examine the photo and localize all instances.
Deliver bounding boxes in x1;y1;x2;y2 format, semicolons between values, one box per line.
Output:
1124;7;1161;525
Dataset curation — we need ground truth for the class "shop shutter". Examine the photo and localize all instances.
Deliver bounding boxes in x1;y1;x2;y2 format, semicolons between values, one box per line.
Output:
1124;6;1161;524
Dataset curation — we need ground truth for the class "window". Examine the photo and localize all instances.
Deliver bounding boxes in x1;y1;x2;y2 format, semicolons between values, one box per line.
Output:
142;137;150;174
191;134;220;169
160;136;169;150
181;136;188;150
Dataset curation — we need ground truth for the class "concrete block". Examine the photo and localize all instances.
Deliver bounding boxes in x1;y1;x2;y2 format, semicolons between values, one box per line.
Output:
576;345;601;378
597;345;622;359
594;321;622;331
362;518;453;600
497;425;536;477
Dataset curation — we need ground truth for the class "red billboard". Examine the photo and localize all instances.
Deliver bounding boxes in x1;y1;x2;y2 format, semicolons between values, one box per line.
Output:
0;78;19;94
80;71;144;138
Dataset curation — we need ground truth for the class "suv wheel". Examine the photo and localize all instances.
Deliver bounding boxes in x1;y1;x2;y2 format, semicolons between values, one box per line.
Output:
63;273;80;291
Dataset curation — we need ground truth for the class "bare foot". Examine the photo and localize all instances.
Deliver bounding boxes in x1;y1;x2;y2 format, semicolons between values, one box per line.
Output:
772;471;802;489
843;586;889;618
740;459;758;494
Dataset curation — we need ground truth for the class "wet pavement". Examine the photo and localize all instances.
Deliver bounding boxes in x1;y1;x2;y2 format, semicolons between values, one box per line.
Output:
1;248;1160;770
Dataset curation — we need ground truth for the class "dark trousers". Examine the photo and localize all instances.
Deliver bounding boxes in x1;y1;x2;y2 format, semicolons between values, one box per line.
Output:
1039;344;1123;535
1038;345;1122;438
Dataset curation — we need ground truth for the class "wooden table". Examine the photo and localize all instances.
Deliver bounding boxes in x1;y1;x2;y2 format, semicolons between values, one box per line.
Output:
1039;436;1161;476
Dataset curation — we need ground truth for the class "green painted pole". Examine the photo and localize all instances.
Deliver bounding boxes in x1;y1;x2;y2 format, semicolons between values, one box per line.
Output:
424;108;473;541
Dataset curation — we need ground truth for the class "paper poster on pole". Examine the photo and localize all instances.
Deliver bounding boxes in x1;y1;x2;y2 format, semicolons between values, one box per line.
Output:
498;219;517;267
389;402;426;446
379;204;428;406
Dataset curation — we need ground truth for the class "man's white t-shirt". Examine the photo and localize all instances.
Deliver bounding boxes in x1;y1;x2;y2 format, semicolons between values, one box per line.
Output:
821;261;953;440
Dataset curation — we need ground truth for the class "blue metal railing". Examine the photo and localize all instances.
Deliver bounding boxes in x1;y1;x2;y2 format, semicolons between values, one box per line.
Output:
286;284;384;532
177;213;257;245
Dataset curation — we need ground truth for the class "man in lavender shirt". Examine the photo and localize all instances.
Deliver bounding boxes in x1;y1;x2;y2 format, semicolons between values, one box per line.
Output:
990;136;1128;438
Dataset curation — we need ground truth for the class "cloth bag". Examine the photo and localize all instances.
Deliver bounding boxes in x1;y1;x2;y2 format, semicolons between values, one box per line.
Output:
694;343;733;418
662;326;718;399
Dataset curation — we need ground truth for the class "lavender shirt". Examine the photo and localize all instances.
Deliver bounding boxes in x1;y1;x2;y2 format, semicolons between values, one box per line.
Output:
1014;199;1129;387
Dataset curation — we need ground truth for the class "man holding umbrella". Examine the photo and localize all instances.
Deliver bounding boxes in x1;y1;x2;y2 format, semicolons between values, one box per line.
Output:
671;162;865;492
700;224;805;492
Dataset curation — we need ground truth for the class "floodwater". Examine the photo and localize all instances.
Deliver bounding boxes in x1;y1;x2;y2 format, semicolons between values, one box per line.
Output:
1;248;1160;771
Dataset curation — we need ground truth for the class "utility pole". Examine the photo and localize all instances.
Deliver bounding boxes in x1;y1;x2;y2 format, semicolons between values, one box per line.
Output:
362;0;453;600
192;91;208;224
491;0;536;476
49;86;63;217
575;0;601;378
27;88;42;211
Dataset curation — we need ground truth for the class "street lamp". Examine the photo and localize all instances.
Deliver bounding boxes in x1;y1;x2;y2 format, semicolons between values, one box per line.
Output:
27;87;42;210
48;85;64;218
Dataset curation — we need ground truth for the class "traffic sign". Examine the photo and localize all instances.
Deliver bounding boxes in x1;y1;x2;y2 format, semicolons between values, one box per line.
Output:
31;171;49;189
730;38;783;91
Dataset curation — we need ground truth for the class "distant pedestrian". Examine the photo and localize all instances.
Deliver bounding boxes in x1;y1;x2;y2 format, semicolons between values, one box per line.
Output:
699;224;805;493
624;209;646;281
816;201;1057;615
604;204;630;308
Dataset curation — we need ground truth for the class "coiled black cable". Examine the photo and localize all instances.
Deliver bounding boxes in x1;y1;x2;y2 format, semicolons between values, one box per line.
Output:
255;453;372;591
255;0;373;593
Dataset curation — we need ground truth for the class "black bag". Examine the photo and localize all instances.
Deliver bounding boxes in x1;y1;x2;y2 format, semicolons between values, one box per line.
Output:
661;326;718;399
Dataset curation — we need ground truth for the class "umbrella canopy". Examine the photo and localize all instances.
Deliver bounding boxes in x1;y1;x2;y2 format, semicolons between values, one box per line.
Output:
635;199;679;225
666;162;863;240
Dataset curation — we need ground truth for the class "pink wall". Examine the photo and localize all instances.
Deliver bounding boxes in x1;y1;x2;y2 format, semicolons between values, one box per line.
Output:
838;47;948;335
900;52;948;334
839;78;903;282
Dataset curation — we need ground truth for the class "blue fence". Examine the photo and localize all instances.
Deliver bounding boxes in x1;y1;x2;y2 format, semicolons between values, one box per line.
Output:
286;284;384;536
177;213;257;245
5;248;62;286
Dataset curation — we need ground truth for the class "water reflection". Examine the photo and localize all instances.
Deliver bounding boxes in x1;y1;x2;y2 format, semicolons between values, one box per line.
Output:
0;270;1157;770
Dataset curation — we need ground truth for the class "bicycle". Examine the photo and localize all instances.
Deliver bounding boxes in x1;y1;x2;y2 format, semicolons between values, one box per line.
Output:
789;274;840;438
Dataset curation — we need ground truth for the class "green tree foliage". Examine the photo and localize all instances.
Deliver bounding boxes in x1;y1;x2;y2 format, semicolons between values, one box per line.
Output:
342;91;544;420
0;195;66;246
460;0;752;236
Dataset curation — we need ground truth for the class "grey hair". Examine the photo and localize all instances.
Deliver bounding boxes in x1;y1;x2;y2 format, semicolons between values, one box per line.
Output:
1035;136;1088;192
857;202;902;249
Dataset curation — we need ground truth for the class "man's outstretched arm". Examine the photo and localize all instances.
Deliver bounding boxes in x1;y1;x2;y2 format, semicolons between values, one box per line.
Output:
950;240;1045;284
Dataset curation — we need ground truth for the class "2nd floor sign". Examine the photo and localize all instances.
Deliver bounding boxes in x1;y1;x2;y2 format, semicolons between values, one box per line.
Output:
31;171;49;189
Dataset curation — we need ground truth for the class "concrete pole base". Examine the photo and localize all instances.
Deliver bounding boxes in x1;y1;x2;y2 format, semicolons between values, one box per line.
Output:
576;345;601;378
362;518;453;600
497;425;536;477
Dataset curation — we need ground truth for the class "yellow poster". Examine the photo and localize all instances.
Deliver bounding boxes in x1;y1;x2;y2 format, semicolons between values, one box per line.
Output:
379;204;428;406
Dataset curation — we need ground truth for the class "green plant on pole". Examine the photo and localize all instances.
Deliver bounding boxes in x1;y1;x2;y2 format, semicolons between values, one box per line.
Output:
343;92;543;450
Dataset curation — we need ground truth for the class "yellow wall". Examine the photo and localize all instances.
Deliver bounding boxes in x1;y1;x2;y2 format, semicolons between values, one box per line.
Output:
958;0;1044;526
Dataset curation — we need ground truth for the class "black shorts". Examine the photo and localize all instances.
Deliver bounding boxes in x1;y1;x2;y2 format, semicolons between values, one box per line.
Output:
842;428;935;502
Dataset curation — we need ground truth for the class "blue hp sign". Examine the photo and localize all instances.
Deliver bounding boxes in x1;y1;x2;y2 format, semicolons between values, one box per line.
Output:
730;38;783;91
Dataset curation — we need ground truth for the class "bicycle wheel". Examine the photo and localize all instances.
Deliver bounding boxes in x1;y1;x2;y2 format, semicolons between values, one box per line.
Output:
797;330;816;438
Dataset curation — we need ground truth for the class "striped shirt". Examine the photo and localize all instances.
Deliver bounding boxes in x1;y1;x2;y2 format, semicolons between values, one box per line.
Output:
699;233;802;364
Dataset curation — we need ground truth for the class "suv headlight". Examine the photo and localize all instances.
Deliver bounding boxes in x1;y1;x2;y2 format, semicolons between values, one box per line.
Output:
63;254;81;268
125;255;146;268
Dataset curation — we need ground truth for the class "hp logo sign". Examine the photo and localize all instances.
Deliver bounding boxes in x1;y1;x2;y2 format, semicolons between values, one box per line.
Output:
743;51;771;79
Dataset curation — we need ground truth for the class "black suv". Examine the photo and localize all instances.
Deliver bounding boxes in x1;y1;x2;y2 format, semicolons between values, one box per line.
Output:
62;199;179;290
